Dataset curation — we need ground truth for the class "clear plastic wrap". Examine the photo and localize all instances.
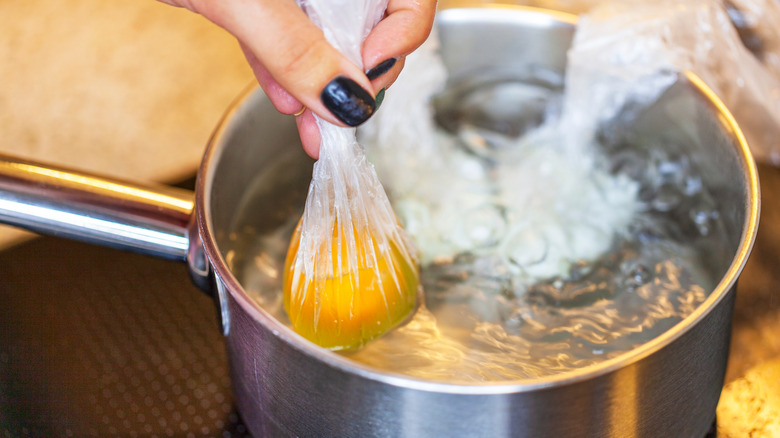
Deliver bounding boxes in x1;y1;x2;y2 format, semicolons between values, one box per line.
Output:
283;0;419;351
542;0;780;165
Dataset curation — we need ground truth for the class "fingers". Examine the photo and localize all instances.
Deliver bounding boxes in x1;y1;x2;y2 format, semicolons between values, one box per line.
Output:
295;110;321;160
362;0;437;92
168;0;437;160
239;42;303;115
241;40;322;157
188;0;378;128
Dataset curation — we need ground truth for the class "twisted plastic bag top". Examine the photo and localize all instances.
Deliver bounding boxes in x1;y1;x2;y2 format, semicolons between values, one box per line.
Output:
283;0;420;350
524;0;780;165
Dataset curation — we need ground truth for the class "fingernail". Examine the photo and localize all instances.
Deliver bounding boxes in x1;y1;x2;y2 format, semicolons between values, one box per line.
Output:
321;76;376;127
366;58;397;80
375;88;386;110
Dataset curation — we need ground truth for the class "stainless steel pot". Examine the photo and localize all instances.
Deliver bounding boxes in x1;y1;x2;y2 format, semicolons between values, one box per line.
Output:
0;5;759;437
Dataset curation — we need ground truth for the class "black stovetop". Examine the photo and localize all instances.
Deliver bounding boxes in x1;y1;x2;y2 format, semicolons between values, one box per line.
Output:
0;234;250;437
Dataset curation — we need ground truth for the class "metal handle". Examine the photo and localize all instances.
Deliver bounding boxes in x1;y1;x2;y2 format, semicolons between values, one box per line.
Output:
0;155;195;261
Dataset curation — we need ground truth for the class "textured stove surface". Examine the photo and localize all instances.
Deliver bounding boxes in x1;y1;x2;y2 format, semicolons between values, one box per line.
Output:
0;236;250;437
1;166;779;437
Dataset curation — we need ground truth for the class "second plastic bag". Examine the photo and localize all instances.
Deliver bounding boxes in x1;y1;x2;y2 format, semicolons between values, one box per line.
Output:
283;0;420;351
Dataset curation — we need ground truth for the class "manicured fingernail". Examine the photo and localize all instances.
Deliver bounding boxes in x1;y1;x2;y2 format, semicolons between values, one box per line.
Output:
366;58;397;80
321;76;376;127
375;88;386;110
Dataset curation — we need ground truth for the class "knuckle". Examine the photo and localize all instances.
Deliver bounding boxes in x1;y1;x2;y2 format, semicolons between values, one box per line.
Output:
278;38;332;82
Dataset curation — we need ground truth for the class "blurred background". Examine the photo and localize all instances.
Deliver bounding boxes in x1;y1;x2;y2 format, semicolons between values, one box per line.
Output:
1;0;779;437
0;0;252;248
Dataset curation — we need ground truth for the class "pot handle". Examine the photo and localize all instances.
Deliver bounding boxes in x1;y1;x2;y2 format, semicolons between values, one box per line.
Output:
0;154;195;261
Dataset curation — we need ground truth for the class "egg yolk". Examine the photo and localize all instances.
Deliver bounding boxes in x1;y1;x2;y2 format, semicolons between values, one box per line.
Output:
283;220;419;351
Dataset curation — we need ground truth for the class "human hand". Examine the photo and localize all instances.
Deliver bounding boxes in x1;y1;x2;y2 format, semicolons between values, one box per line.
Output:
158;0;437;159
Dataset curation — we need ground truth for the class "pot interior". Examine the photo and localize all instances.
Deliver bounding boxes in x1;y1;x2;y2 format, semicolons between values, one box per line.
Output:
201;6;757;384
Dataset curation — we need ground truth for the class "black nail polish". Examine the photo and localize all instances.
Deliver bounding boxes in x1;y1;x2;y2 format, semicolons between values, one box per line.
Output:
366;58;397;80
375;88;386;110
321;76;376;127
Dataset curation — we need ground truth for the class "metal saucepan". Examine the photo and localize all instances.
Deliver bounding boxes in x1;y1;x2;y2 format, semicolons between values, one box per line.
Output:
0;5;759;437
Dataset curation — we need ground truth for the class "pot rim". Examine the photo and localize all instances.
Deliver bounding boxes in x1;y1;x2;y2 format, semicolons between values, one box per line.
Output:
196;5;760;395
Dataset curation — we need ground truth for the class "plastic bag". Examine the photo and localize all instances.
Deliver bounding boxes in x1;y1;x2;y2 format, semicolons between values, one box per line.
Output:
283;0;419;351
552;0;780;165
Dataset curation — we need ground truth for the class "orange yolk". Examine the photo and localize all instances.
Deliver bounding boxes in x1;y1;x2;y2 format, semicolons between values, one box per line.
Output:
283;220;418;350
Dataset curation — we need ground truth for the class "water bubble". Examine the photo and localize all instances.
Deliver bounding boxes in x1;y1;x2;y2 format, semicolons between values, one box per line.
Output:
651;183;682;212
683;194;721;237
683;175;703;196
504;226;549;268
461;206;506;248
657;157;689;184
610;149;648;180
690;206;720;236
625;264;653;289
629;221;663;245
504;313;524;334
568;260;593;282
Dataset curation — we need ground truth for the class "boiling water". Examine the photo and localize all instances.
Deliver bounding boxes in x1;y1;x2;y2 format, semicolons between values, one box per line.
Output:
225;39;728;381
225;123;725;382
